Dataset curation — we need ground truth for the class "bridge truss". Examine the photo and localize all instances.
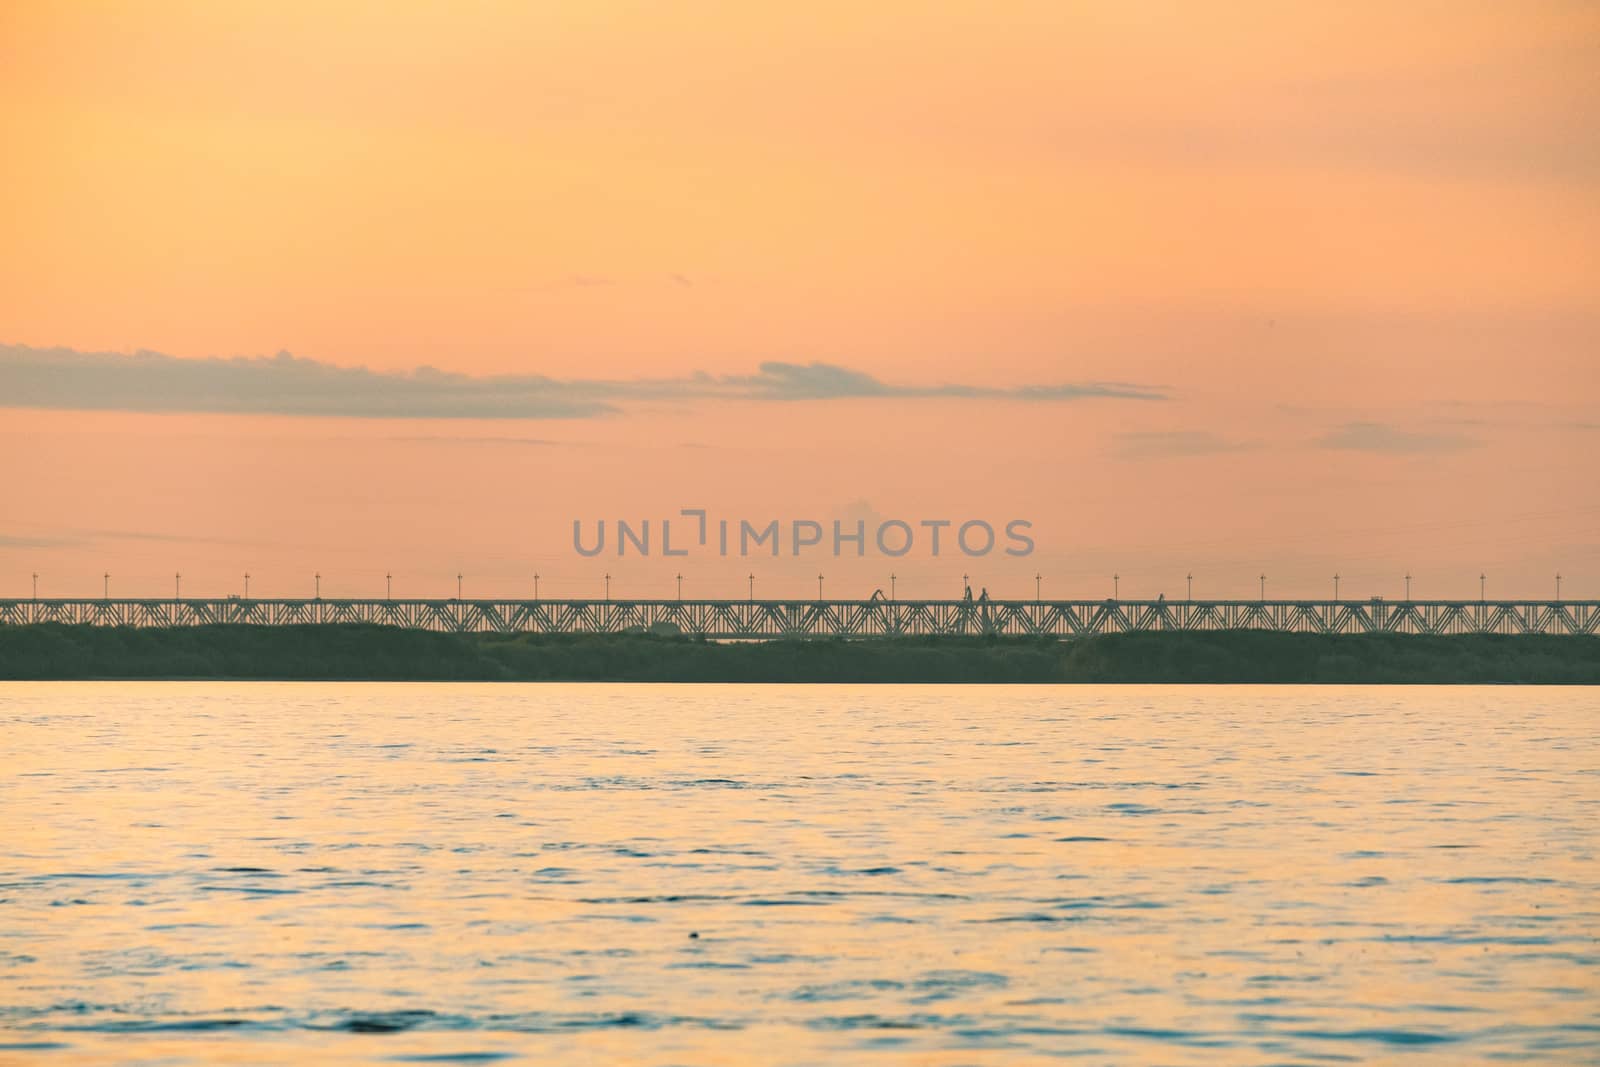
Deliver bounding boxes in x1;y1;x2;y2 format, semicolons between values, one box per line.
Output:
2;599;1596;639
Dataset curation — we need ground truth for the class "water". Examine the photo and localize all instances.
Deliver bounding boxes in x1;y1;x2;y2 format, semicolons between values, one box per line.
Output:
1;683;1595;1065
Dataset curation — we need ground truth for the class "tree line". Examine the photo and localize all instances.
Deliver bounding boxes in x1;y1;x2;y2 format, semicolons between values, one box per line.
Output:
1;624;1597;683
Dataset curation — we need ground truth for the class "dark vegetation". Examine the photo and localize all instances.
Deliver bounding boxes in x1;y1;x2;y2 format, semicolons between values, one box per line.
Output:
0;624;1596;683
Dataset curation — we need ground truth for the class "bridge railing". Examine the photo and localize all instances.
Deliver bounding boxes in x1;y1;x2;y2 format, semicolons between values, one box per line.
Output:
1;599;1596;638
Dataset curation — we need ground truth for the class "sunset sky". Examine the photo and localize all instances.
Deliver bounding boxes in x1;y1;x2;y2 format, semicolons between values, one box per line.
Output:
2;1;1596;601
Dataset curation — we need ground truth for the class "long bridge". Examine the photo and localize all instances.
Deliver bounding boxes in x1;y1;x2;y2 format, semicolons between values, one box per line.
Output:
2;598;1596;639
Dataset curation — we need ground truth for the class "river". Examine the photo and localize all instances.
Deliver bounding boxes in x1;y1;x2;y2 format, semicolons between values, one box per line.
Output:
1;683;1595;1064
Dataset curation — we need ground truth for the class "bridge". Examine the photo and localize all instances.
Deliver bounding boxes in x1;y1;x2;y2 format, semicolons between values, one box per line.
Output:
2;598;1596;639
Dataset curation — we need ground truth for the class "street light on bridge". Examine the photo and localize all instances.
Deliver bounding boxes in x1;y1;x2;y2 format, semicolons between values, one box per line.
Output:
676;573;683;600
1035;572;1041;603
1187;573;1193;601
748;573;754;602
315;573;321;600
1405;572;1412;601
175;572;181;602
32;572;37;601
533;573;539;601
604;573;611;601
817;573;825;601
1556;573;1562;602
890;573;897;601
244;572;250;599
103;572;109;600
1333;573;1340;601
1113;573;1119;600
1480;573;1486;602
1259;573;1266;601
386;572;392;600
457;573;463;601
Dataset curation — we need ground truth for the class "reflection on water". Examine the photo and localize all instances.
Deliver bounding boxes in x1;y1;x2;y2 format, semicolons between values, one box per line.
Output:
0;683;1595;1065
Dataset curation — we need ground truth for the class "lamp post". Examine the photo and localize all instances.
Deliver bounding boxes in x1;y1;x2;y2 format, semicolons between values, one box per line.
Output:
1480;573;1486;602
890;573;897;601
244;572;250;599
1405;572;1411;601
1333;573;1340;601
103;572;109;600
1113;573;1119;600
963;572;969;597
175;572;181;602
533;573;540;601
676;573;683;600
1035;572;1041;602
315;572;321;599
457;573;463;601
748;573;754;602
1259;573;1266;601
817;573;824;601
1556;573;1562;602
1187;573;1193;601
386;572;392;600
32;572;38;601
604;573;611;601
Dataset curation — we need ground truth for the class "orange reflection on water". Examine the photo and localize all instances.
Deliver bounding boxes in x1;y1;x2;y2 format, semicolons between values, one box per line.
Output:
1;683;1596;1065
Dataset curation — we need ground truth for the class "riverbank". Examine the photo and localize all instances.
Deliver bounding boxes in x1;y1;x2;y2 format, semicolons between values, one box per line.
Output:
1;624;1596;683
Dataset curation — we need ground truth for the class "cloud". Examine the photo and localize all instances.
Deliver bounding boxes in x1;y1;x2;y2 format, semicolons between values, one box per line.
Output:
384;435;561;447
525;274;616;293
0;534;81;549
738;361;893;399
1315;420;1481;454
0;345;615;419
728;361;1161;402
1114;430;1255;459
0;344;1166;419
0;527;222;550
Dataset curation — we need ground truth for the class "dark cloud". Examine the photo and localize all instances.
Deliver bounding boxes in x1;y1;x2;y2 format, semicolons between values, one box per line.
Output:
737;361;893;399
0;345;614;419
1315;420;1481;454
1114;430;1255;459
0;344;1166;419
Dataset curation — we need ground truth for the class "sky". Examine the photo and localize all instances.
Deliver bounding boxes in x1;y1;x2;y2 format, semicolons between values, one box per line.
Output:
2;0;1597;601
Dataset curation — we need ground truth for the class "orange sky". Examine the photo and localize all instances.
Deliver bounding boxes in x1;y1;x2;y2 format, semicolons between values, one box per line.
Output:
2;1;1597;600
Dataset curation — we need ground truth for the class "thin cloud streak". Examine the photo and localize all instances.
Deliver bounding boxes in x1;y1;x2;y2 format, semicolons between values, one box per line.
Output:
1316;420;1482;454
0;344;1166;419
383;435;563;447
1113;430;1256;459
0;534;80;549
